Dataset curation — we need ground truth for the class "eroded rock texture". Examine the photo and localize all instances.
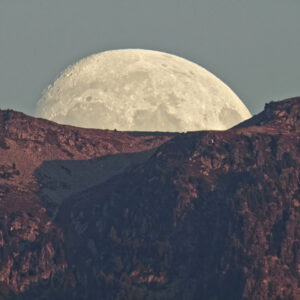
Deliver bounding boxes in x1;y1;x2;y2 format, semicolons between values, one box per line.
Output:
0;110;171;299
0;98;299;299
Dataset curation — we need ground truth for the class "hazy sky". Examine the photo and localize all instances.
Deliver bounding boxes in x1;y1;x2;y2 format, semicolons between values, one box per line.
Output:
1;0;299;116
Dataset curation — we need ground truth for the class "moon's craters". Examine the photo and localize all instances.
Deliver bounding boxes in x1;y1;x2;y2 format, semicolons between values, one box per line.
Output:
36;49;251;132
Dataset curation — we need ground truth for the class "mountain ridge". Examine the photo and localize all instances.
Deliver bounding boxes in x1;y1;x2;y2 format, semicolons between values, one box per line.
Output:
0;98;299;299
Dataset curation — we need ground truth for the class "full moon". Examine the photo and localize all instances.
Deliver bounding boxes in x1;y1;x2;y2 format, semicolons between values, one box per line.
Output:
36;49;251;132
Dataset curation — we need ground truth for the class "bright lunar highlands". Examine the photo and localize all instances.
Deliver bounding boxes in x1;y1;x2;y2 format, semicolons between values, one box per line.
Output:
36;49;251;132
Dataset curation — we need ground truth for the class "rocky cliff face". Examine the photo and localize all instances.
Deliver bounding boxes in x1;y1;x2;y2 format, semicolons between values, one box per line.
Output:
0;111;171;298
0;98;299;299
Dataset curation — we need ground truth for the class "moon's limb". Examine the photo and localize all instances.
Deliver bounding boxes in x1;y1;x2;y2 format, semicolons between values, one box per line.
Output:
36;49;251;132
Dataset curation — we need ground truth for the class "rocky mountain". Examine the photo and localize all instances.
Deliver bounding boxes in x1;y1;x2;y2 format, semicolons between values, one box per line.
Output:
0;110;172;299
0;98;299;299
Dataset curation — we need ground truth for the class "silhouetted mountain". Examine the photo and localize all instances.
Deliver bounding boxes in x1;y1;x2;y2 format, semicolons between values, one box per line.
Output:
0;98;299;299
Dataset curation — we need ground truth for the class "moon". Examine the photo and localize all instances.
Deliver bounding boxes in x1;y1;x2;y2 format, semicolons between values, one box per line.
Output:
36;49;251;132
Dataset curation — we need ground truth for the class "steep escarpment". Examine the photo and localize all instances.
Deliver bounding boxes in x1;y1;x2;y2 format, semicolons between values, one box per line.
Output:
53;98;300;300
0;98;299;299
0;110;172;296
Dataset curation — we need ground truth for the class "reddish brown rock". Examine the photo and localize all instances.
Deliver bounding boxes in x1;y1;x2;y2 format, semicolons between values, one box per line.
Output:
0;98;299;299
56;98;300;300
0;110;171;297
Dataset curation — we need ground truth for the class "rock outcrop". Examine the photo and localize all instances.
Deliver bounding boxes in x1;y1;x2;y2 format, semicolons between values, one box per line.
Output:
0;98;299;299
0;110;171;298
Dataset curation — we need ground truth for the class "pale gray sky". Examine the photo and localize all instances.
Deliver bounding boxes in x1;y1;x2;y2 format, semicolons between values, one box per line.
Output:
1;0;300;116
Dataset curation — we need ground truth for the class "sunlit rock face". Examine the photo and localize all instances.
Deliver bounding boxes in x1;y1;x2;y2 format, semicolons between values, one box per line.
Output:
36;49;251;132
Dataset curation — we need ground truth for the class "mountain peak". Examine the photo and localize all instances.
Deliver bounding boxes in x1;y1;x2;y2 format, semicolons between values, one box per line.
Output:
0;98;299;299
236;97;300;131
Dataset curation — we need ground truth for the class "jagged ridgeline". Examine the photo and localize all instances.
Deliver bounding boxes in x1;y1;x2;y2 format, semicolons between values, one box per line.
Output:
0;98;299;299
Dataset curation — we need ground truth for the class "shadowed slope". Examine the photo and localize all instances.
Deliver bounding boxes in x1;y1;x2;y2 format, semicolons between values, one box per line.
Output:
54;98;300;299
0;98;299;299
0;110;172;295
